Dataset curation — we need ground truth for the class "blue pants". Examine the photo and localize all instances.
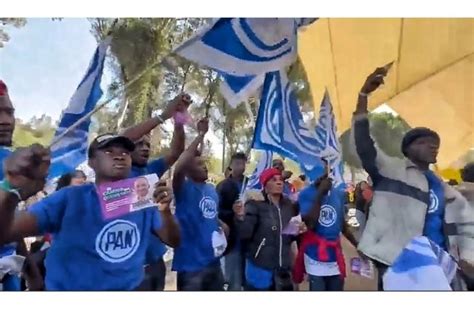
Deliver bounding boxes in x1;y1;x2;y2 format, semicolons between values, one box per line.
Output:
177;262;225;291
223;247;245;291
1;274;21;291
309;275;344;291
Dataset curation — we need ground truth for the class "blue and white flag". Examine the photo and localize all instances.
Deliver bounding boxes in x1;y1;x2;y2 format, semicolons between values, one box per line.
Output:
175;18;317;107
252;70;325;180
48;37;111;179
313;90;344;186
383;236;458;291
246;150;273;190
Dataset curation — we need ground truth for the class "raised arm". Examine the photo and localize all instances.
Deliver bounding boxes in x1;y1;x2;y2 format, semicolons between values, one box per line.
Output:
0;144;50;245
162;123;185;168
301;178;332;229
172;118;209;192
351;66;396;180
153;182;180;248
120;93;192;142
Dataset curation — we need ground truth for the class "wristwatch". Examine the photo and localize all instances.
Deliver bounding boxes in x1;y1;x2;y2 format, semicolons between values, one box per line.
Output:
0;180;22;201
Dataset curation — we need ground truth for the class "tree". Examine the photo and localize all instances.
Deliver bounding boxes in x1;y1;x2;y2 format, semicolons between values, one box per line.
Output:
340;112;411;169
0;18;26;48
88;18;318;170
13;115;56;148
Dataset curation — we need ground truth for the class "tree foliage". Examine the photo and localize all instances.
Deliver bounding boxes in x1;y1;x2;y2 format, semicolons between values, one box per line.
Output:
0;18;26;48
13;115;56;148
87;18;322;173
340;112;411;169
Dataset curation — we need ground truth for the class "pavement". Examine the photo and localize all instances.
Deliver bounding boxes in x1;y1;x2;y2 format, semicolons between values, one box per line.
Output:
163;236;378;291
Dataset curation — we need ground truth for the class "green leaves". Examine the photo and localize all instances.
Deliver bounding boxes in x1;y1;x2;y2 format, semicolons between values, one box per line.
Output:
340;112;411;169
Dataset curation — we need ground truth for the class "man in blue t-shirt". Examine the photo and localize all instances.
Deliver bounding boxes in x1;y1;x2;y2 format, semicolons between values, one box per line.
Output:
172;118;228;291
121;93;190;291
0;133;178;290
0;80;43;291
297;160;359;291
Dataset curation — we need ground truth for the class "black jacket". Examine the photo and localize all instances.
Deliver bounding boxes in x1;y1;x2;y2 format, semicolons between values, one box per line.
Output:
217;176;247;253
236;193;298;271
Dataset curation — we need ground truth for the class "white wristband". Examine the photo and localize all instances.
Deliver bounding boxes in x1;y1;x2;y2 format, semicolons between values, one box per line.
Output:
359;91;369;97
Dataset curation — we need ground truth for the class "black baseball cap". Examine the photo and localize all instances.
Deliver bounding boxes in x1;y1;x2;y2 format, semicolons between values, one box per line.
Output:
88;133;135;158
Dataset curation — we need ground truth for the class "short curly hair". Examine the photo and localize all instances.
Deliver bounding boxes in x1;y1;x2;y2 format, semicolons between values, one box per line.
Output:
461;162;474;183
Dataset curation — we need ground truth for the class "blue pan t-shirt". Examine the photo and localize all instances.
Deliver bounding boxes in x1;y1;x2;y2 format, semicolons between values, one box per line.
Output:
172;179;225;272
298;185;345;262
28;183;162;291
423;171;446;250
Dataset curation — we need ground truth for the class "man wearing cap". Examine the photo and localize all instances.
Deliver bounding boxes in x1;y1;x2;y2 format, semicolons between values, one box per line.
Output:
120;93;189;291
0;80;43;291
0;133;176;290
351;67;474;290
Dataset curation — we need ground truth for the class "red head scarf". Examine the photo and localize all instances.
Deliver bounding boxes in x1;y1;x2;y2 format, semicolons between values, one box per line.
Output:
259;168;282;188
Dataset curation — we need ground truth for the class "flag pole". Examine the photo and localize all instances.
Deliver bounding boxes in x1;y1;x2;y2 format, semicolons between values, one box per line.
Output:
49;50;177;149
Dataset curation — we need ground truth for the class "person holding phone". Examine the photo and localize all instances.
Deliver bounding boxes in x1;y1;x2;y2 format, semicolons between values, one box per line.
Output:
351;65;474;290
293;159;358;291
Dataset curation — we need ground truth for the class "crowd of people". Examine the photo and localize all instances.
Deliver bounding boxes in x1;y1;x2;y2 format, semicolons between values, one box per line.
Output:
0;66;473;291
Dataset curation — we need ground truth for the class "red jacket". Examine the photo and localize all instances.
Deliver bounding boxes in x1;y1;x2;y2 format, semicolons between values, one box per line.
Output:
293;231;346;283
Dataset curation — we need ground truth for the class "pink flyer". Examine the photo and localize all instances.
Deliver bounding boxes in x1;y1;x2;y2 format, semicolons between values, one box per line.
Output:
97;174;159;220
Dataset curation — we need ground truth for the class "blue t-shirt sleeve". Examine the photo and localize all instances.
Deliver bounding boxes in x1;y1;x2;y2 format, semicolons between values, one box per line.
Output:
147;158;169;178
298;186;317;216
150;208;163;232
28;189;68;234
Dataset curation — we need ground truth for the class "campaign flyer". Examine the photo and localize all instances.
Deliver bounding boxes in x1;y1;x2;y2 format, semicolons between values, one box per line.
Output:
350;257;375;279
97;174;159;220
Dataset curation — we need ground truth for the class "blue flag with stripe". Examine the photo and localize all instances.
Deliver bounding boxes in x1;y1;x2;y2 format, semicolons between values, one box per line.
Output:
313;90;344;186
48;37;110;179
384;236;457;290
175;18;317;107
246;150;273;190
252;70;325;180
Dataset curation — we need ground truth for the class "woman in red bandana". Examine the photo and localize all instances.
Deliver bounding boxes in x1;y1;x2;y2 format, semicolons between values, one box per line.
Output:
233;168;305;291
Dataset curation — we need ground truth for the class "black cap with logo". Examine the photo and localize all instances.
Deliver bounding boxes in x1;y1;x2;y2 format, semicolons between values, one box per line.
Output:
88;133;135;158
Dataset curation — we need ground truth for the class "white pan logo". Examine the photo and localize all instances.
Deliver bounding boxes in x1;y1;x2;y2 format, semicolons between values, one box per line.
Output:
319;205;337;227
428;190;439;214
95;220;140;263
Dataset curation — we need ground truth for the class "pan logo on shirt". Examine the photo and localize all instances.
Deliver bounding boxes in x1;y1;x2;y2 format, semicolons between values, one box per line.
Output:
318;205;337;227
428;190;439;214
95;220;141;263
200;196;217;219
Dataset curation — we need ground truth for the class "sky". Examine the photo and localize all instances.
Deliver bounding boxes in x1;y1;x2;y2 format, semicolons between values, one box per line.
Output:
0;17;398;162
0;18;224;154
0;18;113;122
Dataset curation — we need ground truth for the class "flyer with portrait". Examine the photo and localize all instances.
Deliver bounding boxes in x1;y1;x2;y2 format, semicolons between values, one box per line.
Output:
97;174;159;220
350;257;375;279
